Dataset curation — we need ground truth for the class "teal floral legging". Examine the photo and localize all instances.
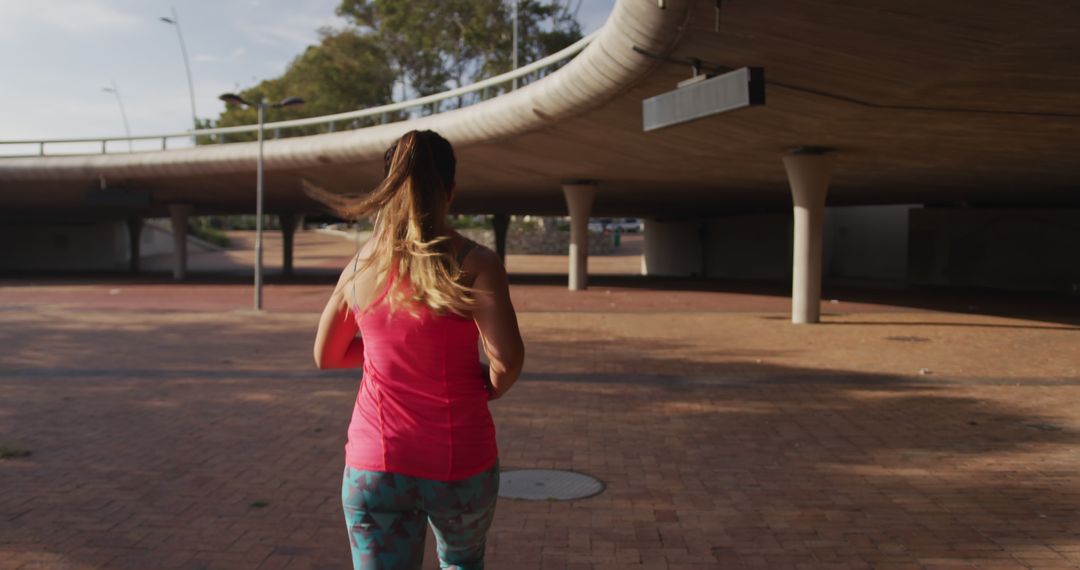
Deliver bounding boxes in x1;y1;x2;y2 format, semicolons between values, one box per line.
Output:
341;462;500;570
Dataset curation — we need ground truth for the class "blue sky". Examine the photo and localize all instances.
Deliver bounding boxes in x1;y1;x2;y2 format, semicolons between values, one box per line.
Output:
0;0;616;141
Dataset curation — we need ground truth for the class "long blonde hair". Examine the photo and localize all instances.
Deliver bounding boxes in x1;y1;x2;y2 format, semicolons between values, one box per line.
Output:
304;130;474;316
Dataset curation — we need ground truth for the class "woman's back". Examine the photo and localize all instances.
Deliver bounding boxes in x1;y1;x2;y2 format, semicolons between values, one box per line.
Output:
311;130;523;569
345;239;497;481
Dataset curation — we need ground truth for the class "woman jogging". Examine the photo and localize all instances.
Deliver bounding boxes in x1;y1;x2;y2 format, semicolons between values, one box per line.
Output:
311;130;524;569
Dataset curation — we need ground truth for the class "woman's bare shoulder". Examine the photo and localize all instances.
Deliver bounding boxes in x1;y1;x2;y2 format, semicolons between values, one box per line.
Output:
337;239;376;286
461;242;505;283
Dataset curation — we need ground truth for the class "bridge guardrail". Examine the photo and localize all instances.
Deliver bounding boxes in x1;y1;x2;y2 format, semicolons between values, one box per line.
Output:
0;31;596;157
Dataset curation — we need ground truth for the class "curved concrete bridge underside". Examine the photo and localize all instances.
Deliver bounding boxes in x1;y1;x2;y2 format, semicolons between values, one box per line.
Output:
2;0;1079;223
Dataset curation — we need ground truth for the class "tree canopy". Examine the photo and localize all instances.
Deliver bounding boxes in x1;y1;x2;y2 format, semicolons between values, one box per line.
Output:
209;0;582;141
337;0;582;97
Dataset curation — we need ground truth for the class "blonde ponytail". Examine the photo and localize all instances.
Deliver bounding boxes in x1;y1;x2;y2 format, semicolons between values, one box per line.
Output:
303;130;474;316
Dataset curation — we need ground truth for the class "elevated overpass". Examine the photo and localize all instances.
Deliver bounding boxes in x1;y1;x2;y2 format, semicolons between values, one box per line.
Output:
2;0;1078;319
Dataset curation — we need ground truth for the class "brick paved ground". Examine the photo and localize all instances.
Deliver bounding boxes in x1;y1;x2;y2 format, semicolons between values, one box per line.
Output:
2;231;1079;569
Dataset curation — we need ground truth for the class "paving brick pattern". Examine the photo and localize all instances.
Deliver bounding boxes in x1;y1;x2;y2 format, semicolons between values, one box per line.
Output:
2;236;1079;569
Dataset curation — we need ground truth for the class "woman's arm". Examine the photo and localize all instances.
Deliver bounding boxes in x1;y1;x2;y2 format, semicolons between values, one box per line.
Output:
313;258;365;370
469;248;524;400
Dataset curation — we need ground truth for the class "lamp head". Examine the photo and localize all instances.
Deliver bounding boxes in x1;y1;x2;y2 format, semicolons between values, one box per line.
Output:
275;96;305;108
219;93;251;107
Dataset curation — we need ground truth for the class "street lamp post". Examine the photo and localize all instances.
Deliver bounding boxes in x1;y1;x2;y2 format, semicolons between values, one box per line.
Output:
161;7;199;138
102;80;132;152
512;0;519;90
218;93;304;311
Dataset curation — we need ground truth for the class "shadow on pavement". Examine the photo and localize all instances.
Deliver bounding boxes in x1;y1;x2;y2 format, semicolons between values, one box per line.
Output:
2;313;1078;567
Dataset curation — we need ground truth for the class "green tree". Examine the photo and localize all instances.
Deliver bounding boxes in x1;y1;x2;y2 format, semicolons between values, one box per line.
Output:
472;0;584;87
337;0;583;109
209;0;583;139
212;29;396;142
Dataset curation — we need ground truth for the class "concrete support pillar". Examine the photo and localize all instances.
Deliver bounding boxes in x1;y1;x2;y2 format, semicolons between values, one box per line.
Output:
561;182;597;291
126;217;142;274
492;213;510;263
281;214;297;277
783;151;836;324
168;204;192;281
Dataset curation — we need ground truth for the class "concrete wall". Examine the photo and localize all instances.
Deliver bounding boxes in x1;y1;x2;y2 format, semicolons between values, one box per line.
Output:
909;208;1080;292
0;221;130;271
646;206;1077;293
643;215;791;279
140;220;218;257
645;207;912;283
140;221;179;257
826;205;915;283
703;213;791;280
0;219;219;272
641;219;703;276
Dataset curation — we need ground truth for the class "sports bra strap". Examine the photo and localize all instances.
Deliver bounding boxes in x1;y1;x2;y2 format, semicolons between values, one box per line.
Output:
456;238;477;266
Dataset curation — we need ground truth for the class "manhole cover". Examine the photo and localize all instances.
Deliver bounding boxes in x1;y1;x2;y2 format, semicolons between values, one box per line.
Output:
499;469;605;501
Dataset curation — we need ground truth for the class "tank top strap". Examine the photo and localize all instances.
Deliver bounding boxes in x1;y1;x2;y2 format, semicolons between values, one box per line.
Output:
369;263;398;310
350;251;361;312
352;248;398;316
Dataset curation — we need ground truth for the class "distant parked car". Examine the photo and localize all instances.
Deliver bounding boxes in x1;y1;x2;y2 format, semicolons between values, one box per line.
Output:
587;218;641;233
588;218;615;232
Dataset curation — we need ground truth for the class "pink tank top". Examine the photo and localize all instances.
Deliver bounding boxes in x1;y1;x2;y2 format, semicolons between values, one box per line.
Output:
344;244;497;481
